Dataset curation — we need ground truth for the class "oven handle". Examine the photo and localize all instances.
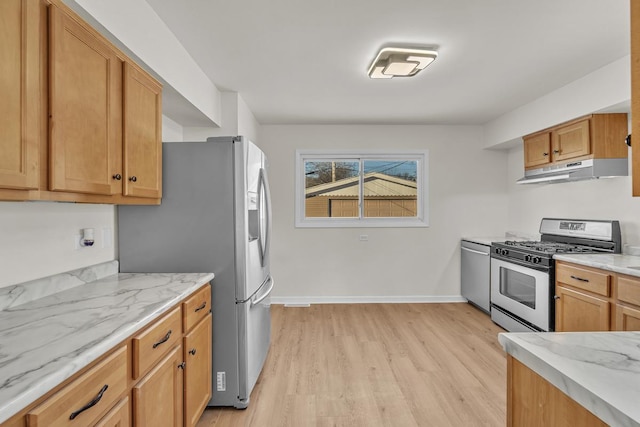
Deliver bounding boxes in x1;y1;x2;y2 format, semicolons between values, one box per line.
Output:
461;247;489;256
490;254;551;272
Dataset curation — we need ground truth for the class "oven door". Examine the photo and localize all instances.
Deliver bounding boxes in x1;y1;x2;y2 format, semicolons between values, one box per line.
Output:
490;257;551;331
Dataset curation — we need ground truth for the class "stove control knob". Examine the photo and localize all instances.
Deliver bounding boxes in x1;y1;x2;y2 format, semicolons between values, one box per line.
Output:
524;254;532;262
500;249;509;256
532;257;542;264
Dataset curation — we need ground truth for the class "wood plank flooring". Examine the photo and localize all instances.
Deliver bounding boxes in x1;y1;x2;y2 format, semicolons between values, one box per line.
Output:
197;303;507;427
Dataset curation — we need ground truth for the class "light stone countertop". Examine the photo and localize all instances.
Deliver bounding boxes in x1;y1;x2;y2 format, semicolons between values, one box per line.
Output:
499;331;640;427
0;270;214;424
554;253;640;278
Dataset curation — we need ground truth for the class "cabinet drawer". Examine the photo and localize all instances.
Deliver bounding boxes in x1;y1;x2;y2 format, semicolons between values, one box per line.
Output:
132;306;182;379
182;284;211;333
27;346;127;427
556;263;610;296
617;275;640;306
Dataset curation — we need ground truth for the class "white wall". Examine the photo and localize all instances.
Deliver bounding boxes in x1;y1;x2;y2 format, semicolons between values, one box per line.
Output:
0;202;116;288
162;115;184;142
506;146;640;246
484;56;630;149
260;125;509;302
183;92;261;142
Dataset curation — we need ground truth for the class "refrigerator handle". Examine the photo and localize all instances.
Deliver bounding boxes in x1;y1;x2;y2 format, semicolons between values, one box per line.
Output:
257;168;272;267
251;276;274;307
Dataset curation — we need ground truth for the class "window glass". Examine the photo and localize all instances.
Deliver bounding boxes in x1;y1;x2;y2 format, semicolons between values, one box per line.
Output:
295;150;428;228
363;160;417;218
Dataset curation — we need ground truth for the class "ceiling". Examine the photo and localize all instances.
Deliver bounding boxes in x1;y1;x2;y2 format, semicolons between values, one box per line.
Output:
145;0;630;126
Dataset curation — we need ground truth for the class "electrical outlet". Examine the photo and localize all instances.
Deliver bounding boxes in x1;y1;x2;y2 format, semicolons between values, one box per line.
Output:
216;371;226;391
73;234;81;250
359;234;369;241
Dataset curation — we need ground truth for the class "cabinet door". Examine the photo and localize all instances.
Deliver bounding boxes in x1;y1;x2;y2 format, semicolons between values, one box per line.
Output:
94;396;130;427
123;62;162;199
615;304;640;331
0;0;40;190
555;285;610;332
183;314;212;427
133;345;183;427
523;133;551;168
551;119;590;162
49;4;121;195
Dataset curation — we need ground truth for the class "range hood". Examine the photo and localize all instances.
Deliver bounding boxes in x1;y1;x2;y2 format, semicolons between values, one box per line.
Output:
517;158;628;184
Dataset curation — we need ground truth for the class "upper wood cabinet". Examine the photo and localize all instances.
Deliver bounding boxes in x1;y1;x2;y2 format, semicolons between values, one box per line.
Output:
49;3;122;196
123;62;162;199
0;0;162;204
551;119;590;162
632;0;640;196
523;132;551;168
523;114;628;169
0;0;42;191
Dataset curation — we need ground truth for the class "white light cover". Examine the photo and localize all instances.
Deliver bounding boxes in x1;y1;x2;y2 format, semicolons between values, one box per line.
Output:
368;47;438;79
384;61;418;76
369;65;393;79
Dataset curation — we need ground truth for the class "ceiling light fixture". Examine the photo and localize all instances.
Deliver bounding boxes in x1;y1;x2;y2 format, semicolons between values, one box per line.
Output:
367;47;438;79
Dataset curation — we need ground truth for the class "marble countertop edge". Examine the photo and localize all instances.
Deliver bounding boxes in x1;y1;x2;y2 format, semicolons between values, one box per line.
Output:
499;332;639;427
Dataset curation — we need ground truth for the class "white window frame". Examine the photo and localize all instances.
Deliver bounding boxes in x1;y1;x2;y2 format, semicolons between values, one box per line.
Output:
295;149;429;228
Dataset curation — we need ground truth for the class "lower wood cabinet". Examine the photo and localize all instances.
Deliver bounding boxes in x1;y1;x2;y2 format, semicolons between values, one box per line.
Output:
555;285;610;332
1;284;212;427
184;314;212;427
133;345;183;427
507;355;607;427
94;397;130;427
555;261;640;332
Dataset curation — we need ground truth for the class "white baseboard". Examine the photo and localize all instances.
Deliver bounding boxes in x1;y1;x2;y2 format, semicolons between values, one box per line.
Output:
272;295;467;305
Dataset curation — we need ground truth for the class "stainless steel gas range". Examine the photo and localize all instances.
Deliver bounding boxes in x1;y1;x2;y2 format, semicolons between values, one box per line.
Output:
490;218;621;332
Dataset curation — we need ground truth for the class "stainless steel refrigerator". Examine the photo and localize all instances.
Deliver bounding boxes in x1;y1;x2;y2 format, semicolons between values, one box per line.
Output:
118;136;273;408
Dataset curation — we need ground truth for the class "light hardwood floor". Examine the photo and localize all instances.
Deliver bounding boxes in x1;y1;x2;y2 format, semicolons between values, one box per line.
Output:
197;303;507;427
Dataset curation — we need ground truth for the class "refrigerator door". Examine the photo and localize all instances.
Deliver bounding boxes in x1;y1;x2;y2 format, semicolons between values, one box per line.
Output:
237;139;270;301
236;275;273;407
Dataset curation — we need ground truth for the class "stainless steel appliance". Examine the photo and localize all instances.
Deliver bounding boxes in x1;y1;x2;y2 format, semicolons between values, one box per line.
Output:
118;136;273;409
490;218;621;332
461;240;491;313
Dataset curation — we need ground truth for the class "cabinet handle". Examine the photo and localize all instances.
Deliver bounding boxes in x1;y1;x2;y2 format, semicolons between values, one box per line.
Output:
194;302;207;312
129;176;137;182
553;295;560;300
543;152;549;156
152;330;172;348
570;275;589;283
553;149;560;154
189;348;197;356
112;174;122;181
178;362;186;370
69;384;108;420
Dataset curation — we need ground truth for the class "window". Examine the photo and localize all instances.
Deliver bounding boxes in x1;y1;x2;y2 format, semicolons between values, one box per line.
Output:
295;150;429;228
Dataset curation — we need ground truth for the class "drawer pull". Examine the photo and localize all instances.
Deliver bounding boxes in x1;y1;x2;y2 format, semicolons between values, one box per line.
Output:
152;330;172;349
178;362;186;370
189;348;196;356
69;384;108;420
194;302;207;312
570;275;589;283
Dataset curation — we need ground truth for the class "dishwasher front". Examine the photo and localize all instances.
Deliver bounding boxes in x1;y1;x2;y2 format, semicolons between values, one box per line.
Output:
461;240;491;314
